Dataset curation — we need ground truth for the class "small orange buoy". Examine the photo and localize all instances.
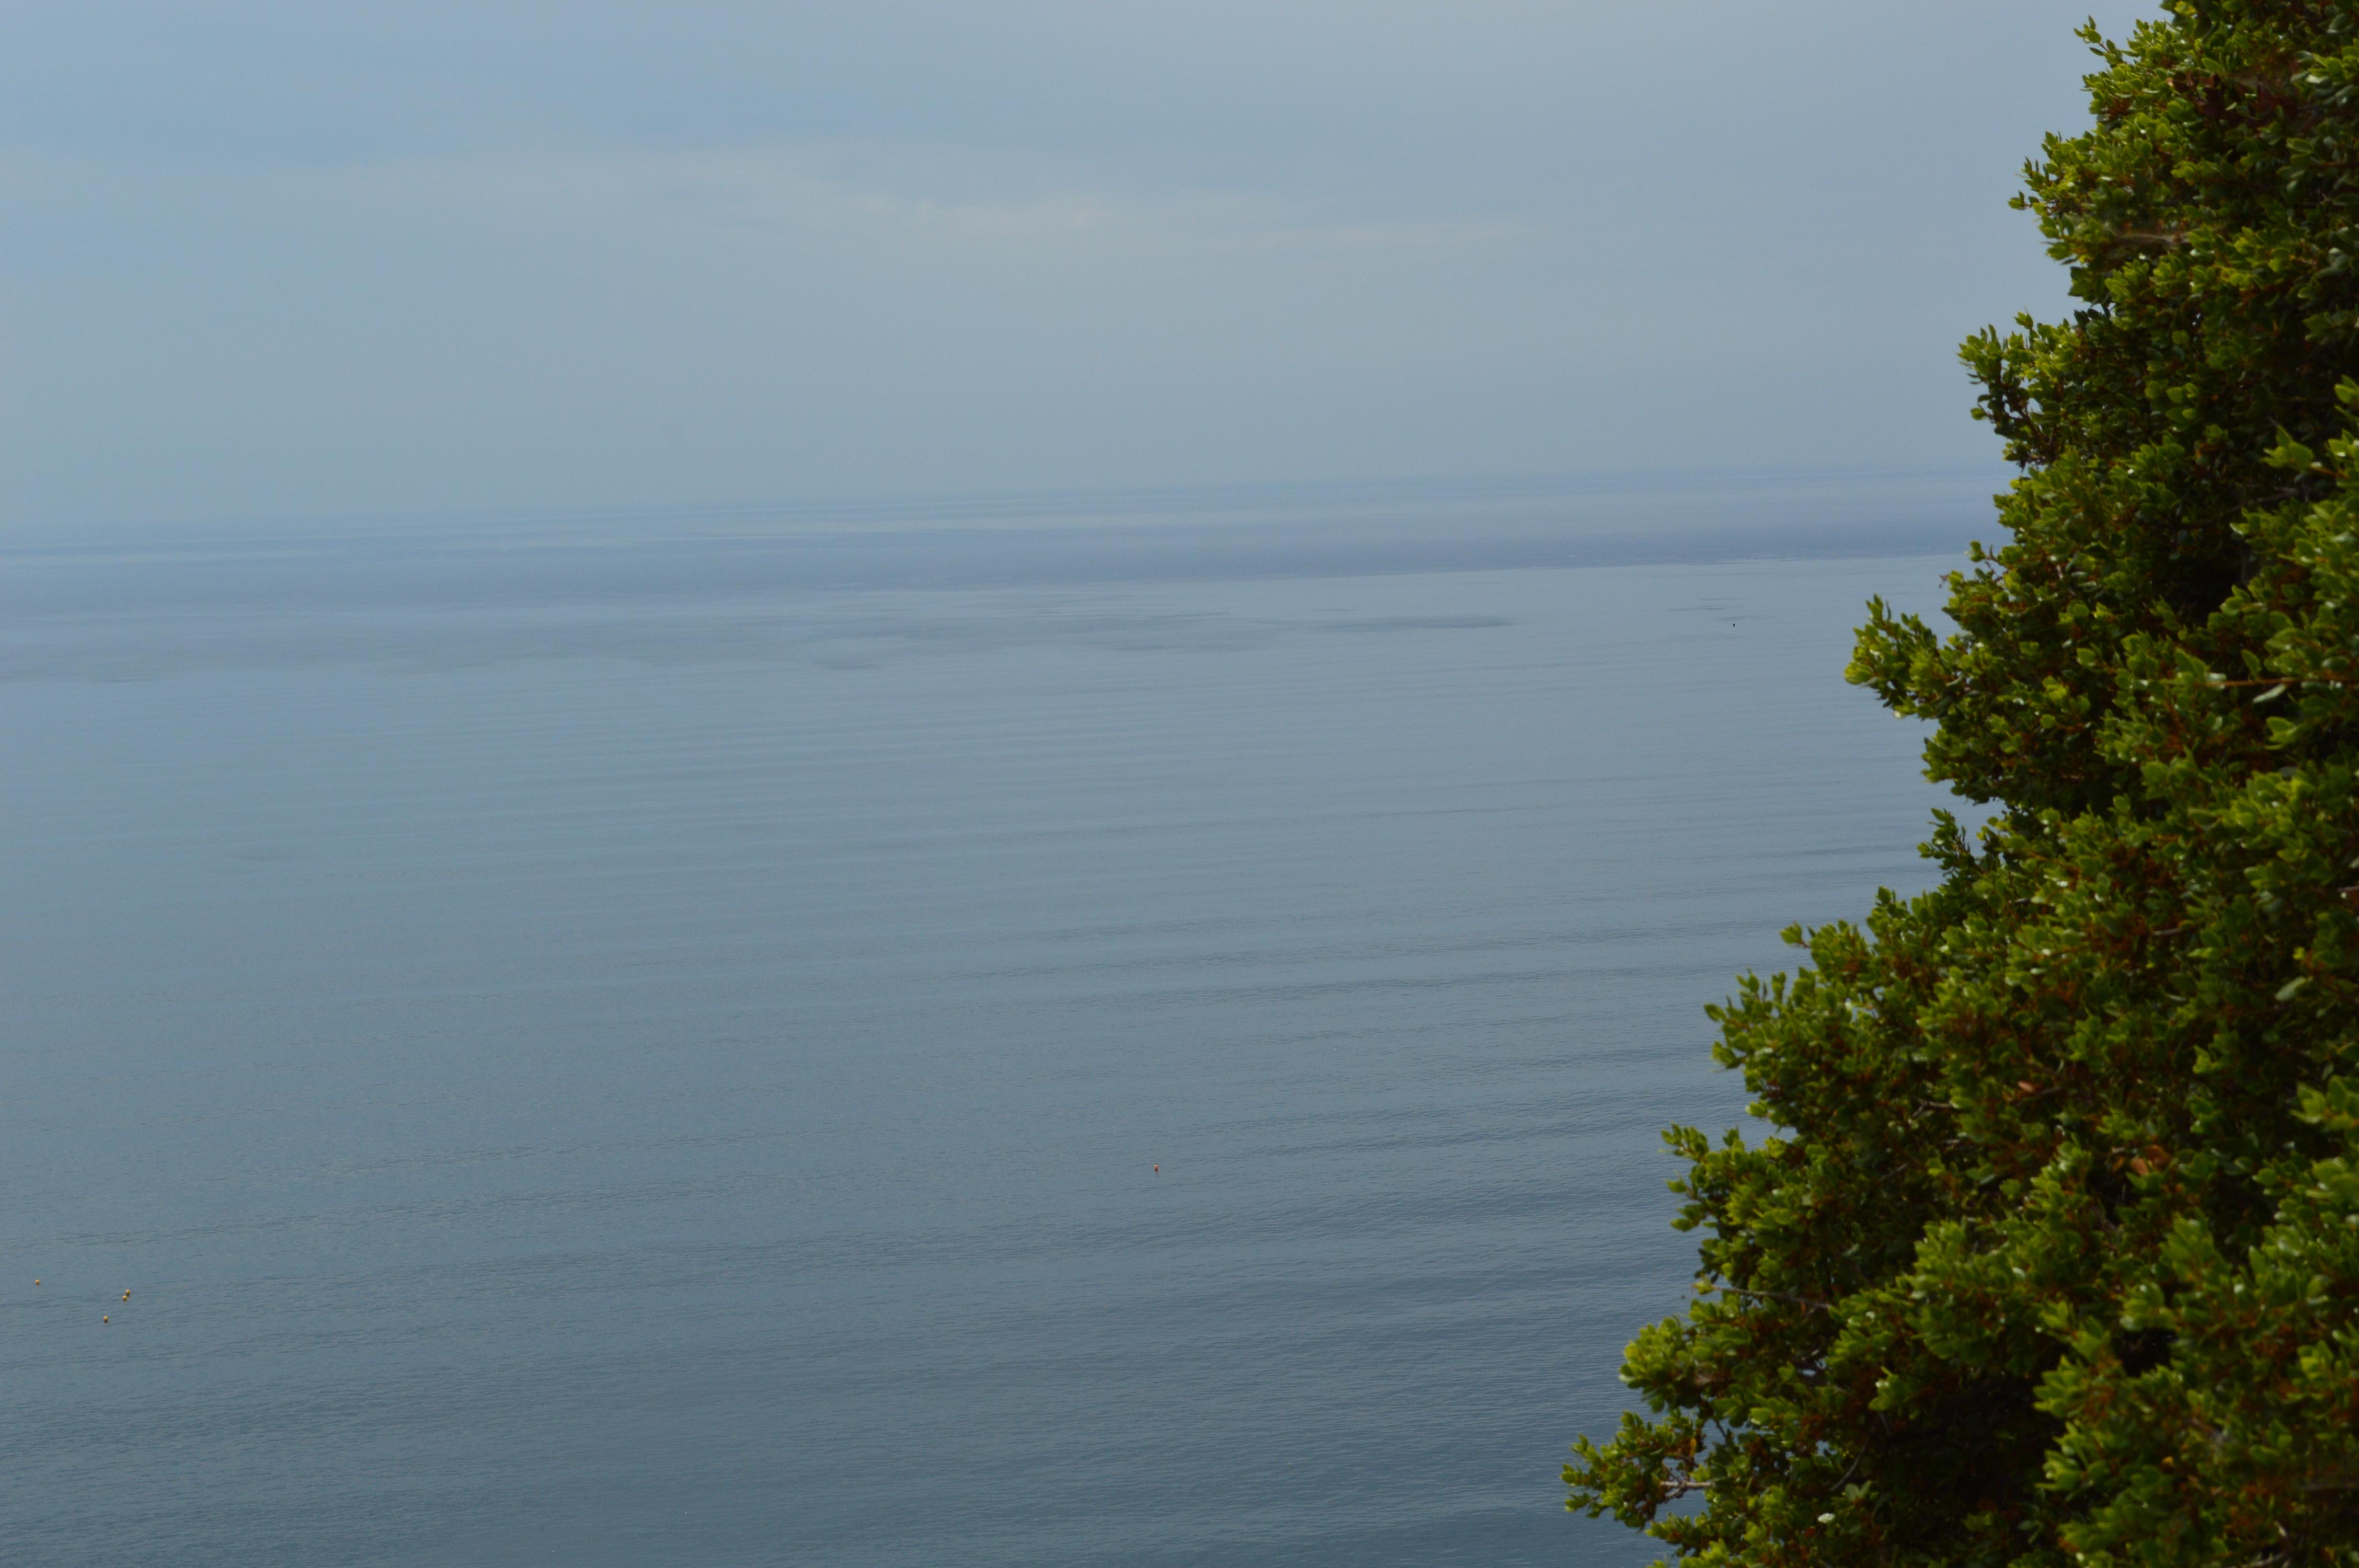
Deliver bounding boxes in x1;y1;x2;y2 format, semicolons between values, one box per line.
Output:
1153;1165;1160;1173
102;1316;109;1324
122;1292;131;1301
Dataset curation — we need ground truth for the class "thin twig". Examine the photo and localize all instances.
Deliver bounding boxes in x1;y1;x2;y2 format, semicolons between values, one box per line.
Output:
1717;1285;1833;1314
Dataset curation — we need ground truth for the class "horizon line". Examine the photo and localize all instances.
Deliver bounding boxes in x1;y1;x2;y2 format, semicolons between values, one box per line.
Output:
3;458;2016;547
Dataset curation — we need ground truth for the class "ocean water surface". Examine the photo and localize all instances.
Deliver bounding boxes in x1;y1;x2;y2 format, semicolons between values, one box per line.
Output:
3;472;1988;1565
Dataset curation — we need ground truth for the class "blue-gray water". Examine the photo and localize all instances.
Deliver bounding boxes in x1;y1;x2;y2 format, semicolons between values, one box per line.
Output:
3;471;1985;1565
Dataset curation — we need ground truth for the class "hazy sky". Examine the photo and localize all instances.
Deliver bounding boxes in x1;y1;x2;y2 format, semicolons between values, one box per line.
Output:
2;2;2157;528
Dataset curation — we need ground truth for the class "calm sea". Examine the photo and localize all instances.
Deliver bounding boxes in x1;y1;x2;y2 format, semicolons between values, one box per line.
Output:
3;471;1987;1566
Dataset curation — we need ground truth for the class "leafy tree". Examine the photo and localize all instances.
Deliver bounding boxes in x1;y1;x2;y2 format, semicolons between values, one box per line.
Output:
1566;5;2359;1563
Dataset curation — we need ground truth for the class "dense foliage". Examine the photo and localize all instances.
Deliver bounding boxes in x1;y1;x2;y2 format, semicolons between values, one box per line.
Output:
1566;5;2359;1563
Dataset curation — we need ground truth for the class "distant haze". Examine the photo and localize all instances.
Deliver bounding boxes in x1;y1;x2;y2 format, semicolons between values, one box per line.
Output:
2;2;2157;529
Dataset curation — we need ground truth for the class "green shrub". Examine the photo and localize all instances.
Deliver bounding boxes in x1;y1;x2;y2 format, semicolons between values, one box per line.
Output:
1567;6;2359;1563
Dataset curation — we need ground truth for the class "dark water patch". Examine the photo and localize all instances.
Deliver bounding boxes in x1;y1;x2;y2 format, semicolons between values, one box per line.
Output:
0;467;1994;682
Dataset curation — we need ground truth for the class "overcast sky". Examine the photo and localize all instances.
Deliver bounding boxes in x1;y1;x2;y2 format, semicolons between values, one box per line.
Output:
1;2;2158;529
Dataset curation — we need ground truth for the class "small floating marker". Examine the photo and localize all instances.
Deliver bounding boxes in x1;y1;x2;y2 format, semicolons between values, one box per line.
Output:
1152;1165;1160;1173
102;1316;109;1324
122;1292;131;1302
